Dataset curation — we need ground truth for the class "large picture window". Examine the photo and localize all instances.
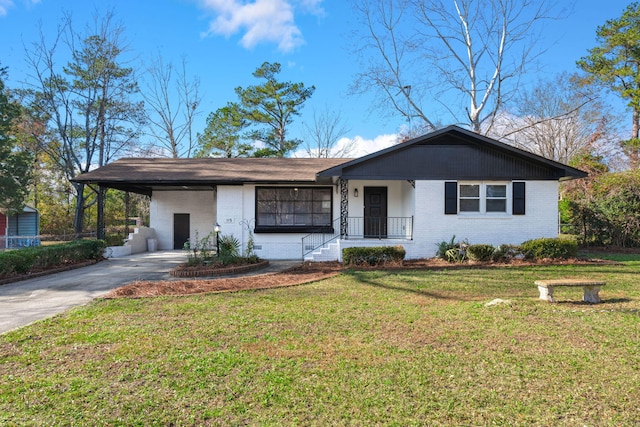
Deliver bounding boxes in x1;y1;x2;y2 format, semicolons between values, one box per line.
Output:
255;187;333;233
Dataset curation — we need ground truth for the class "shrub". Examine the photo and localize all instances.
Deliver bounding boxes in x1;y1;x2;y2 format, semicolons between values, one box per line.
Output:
184;231;216;266
466;244;495;262
342;246;406;267
0;251;36;275
0;240;106;277
491;244;521;262
519;237;578;260
219;234;241;265
435;236;467;263
105;233;126;247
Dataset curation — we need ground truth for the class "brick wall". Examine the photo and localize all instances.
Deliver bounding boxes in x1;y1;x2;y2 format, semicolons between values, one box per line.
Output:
150;190;216;250
410;180;559;258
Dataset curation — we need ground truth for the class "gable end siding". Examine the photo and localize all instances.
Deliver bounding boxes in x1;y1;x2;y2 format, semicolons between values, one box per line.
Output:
338;145;565;181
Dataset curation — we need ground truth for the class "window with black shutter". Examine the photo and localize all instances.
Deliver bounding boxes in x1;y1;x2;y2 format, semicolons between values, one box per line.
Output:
444;181;457;214
512;182;526;215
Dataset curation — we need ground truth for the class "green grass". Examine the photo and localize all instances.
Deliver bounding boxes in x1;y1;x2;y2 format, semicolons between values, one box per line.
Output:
2;259;640;426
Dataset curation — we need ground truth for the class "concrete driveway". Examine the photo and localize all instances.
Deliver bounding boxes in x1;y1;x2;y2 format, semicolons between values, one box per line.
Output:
0;251;187;334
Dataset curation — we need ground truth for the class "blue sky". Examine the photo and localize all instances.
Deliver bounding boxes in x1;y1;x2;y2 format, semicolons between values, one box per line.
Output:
0;0;632;157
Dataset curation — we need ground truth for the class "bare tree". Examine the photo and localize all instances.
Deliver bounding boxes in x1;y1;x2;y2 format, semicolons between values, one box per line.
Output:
495;73;621;164
23;11;143;234
141;55;202;158
302;107;355;158
350;0;555;134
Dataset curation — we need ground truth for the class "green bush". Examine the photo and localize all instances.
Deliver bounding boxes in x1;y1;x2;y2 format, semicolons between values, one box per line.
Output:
184;231;216;266
466;244;495;262
435;236;467;263
0;251;36;275
491;244;521;262
342;246;406;266
519;237;578;260
219;234;241;264
563;168;640;247
0;240;106;277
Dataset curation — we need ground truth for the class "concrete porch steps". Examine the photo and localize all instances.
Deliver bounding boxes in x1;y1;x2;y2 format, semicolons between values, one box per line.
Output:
304;242;340;262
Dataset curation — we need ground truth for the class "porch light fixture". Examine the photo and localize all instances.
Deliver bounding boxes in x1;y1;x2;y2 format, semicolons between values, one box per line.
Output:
214;222;221;257
354;188;359;197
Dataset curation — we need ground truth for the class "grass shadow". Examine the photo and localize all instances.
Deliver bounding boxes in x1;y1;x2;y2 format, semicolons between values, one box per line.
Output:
346;270;468;301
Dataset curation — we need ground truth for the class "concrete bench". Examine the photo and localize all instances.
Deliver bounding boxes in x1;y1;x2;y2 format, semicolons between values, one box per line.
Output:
535;279;606;303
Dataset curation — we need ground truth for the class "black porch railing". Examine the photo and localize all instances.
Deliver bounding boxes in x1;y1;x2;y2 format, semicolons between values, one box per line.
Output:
344;216;413;239
302;216;413;258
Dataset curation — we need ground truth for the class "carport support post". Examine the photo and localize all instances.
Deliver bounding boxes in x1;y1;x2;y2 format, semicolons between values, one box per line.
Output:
124;191;130;238
97;185;106;241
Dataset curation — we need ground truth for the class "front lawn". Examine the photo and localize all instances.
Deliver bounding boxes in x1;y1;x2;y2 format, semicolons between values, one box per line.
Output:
1;259;639;426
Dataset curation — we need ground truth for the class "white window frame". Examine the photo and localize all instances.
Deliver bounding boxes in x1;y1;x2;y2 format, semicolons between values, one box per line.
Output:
458;182;510;215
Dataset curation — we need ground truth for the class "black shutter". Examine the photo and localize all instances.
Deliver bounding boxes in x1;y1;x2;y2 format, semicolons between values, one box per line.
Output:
513;182;525;215
445;181;457;214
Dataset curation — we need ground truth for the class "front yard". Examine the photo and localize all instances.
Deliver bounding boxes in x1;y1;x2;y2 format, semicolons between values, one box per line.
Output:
1;254;639;425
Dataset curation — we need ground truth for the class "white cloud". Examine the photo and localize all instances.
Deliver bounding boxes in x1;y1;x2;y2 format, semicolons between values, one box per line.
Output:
0;0;41;16
292;133;398;158
0;0;14;16
198;0;323;53
340;134;398;158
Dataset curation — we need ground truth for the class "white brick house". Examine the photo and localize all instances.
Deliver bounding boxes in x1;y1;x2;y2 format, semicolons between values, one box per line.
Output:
75;126;586;260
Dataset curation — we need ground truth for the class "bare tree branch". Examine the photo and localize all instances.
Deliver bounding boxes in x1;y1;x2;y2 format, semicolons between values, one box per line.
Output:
302;106;355;158
350;0;557;134
141;55;202;158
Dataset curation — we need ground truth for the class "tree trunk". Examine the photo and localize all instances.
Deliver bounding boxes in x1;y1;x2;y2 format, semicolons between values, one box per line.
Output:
631;108;640;168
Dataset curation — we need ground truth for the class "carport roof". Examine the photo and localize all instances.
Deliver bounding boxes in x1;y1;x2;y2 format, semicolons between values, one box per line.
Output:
73;157;351;195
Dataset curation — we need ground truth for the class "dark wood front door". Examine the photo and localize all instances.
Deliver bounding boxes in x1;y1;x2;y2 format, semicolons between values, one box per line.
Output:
173;213;190;249
364;187;387;238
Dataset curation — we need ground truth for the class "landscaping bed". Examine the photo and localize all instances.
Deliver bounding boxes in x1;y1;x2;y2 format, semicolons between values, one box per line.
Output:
169;259;270;277
102;256;616;299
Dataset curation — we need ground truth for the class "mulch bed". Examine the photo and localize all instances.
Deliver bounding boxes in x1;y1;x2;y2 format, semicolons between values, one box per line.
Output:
101;256;619;299
102;262;343;299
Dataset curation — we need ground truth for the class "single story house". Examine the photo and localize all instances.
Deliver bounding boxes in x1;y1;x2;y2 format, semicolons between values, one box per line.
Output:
74;125;586;260
1;205;41;249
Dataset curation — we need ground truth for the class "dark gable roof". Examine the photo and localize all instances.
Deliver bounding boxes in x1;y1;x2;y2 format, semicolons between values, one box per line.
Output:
74;158;352;196
75;126;587;196
318;125;587;181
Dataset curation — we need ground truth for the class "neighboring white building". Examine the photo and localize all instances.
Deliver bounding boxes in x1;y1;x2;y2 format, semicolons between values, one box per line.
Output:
75;126;587;260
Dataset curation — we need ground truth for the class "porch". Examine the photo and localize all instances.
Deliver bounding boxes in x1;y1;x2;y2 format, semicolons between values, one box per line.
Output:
302;216;413;261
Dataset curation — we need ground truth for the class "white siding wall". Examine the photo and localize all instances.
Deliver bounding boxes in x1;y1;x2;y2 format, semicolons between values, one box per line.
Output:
409;180;559;259
150;190;216;250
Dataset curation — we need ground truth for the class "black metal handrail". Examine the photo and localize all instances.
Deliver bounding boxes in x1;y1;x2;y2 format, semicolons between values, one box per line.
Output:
301;217;341;259
344;216;413;239
301;216;413;258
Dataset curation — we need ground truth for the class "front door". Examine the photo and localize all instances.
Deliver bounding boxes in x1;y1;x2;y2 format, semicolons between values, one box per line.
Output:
364;187;387;238
173;213;190;250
